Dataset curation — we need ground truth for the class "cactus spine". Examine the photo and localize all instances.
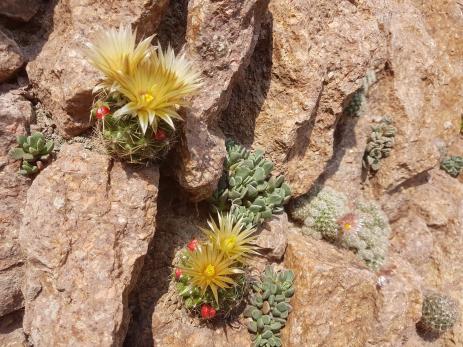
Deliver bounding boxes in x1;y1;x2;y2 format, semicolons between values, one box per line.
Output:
419;293;459;334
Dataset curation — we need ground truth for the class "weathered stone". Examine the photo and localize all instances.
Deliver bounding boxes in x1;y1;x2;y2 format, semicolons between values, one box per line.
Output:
222;0;388;197
0;310;26;347
0;0;40;22
173;0;270;201
281;231;378;346
0;91;31;318
385;168;463;346
255;213;288;261
26;0;170;136
19;143;159;347
367;256;423;347
0;30;24;83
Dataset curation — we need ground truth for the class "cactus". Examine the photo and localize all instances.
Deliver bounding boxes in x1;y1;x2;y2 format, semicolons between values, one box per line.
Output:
244;267;295;347
9;132;54;176
419;293;459;334
344;70;377;117
211;140;291;228
175;248;248;318
339;200;390;271
289;188;390;271
363;118;396;172
289;187;348;241
440;156;463;178
92;91;175;163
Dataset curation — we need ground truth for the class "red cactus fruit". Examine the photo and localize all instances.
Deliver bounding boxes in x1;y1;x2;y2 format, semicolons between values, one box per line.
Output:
96;105;110;119
153;128;167;141
175;268;182;280
187;239;198;252
201;304;216;319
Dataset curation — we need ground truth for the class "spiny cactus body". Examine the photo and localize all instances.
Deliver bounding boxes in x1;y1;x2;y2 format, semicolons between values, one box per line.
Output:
345;70;377;117
289;187;348;240
440;156;463;178
9;132;54;176
363;118;396;172
92;92;175;163
420;293;459;334
244;267;295;347
211;140;291;228
175;248;248;319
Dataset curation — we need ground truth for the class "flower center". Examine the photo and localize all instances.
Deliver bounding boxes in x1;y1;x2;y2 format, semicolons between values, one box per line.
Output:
204;264;216;277
223;235;237;252
140;93;154;104
343;223;352;231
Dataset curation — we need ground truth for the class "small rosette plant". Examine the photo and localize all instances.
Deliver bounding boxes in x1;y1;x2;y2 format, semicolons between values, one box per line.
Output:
85;25;201;163
174;213;259;320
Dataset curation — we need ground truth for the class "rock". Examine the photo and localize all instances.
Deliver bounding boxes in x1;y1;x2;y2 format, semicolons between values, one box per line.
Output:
255;213;288;261
173;0;270;201
151;317;250;347
281;231;378;346
367;256;423;347
26;0;170;137
0;0;40;22
19;144;159;347
384;168;463;346
0;91;32;318
0;30;24;83
221;0;388;197
0;310;26;347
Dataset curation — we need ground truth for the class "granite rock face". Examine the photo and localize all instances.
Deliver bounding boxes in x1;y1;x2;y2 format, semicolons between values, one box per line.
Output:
281;231;378;347
0;91;32;318
0;31;24;83
222;0;388;197
0;0;40;22
19;144;159;347
173;0;270;201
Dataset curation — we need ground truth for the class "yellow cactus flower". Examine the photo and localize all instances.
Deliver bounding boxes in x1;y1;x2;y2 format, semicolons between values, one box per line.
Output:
84;25;155;90
180;243;243;304
201;213;259;263
112;45;201;133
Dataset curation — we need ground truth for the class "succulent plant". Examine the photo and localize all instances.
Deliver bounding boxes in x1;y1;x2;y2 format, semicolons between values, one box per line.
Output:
289;186;348;240
419;293;459;334
93;92;175;163
244;267;295;347
363;118;396;171
339;200;391;271
440;156;463;177
211;140;291;228
9;132;54;176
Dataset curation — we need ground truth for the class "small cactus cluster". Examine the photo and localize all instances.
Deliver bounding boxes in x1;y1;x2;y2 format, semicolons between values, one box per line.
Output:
289;187;390;271
8;132;54;176
419;293;459;334
440;156;463;177
363;118;396;172
339;200;390;271
92;92;175;163
211;140;291;228
289;187;348;241
345;70;377;117
244;267;295;347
